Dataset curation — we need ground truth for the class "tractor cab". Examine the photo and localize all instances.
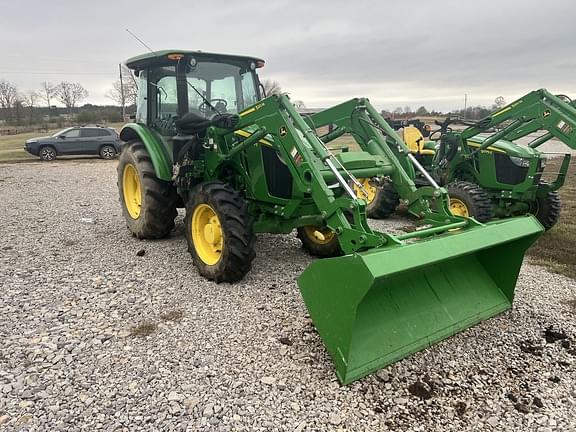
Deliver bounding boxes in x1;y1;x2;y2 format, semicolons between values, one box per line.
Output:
126;50;265;128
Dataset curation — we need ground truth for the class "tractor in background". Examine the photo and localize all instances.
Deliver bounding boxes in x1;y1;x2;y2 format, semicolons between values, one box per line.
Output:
354;90;574;230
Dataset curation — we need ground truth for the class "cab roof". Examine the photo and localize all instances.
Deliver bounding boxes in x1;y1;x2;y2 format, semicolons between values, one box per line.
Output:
125;50;265;71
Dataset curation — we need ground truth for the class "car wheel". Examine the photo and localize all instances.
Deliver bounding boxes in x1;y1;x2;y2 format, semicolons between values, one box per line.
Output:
100;145;116;160
39;146;56;161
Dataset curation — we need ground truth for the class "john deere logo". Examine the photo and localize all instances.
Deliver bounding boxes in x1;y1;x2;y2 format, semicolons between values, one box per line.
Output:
279;126;287;137
543;110;551;118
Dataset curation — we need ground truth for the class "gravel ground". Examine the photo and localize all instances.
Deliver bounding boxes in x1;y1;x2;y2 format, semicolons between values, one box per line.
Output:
0;160;575;432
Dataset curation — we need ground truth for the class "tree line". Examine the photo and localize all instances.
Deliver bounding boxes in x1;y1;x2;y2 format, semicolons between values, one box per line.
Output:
0;71;507;127
0;65;137;127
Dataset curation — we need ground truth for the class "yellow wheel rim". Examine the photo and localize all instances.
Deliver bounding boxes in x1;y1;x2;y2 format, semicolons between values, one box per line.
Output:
192;204;223;265
353;178;377;204
303;226;335;245
450;198;470;217
123;164;142;219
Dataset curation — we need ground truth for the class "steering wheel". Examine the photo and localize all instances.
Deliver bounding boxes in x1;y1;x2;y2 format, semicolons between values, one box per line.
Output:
198;98;228;114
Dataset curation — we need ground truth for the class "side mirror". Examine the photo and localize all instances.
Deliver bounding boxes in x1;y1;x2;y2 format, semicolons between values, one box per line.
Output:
58;135;66;139
259;83;267;99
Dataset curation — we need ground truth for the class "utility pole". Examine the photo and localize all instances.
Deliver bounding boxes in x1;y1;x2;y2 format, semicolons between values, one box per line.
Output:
463;93;468;120
119;63;126;121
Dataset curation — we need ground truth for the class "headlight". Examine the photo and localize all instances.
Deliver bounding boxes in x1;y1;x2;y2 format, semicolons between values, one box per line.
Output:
509;156;530;167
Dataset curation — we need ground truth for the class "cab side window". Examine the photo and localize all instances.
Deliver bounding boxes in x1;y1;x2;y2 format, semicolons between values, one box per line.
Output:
150;66;178;120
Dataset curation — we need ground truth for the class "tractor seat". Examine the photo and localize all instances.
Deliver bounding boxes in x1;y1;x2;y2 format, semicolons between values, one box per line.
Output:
403;126;436;156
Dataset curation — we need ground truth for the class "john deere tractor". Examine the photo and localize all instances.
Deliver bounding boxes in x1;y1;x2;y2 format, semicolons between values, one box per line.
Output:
355;90;575;230
117;50;543;384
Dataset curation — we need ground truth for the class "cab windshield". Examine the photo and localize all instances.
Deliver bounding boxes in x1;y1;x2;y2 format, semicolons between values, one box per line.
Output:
186;60;259;116
148;58;261;122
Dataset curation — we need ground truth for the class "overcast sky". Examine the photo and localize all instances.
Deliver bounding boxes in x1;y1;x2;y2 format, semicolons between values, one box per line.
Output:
1;0;575;112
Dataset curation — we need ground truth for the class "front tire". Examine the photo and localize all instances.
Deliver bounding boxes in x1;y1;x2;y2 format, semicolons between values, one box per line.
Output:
185;181;256;283
446;181;493;222
529;185;561;230
297;226;342;258
39;146;56;161
117;141;178;239
100;144;117;160
364;181;400;219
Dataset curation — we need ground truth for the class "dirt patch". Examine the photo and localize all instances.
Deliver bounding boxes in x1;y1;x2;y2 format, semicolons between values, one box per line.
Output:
159;309;184;322
562;298;576;313
130;321;158;337
407;381;433;399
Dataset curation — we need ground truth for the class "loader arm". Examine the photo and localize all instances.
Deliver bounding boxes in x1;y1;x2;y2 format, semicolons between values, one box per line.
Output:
304;98;456;220
457;89;576;151
210;94;473;253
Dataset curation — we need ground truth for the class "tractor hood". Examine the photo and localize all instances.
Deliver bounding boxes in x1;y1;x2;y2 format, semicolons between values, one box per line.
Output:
467;136;541;158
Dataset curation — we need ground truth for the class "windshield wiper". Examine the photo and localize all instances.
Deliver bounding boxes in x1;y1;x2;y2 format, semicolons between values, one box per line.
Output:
185;81;221;115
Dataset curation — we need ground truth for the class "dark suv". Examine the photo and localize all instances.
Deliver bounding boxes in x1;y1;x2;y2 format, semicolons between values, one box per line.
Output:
24;126;122;161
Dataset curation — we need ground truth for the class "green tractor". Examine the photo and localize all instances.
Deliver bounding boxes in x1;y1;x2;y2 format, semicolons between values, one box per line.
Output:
357;90;575;230
117;50;543;384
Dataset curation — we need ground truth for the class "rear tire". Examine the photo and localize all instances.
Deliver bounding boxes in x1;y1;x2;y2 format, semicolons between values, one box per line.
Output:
117;141;178;239
185;181;256;282
100;144;116;160
367;182;400;219
39;146;56;161
529;185;561;230
297;226;342;258
446;181;493;222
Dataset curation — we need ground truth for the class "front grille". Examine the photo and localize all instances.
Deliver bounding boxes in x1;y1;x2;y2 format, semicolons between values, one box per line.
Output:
494;153;528;185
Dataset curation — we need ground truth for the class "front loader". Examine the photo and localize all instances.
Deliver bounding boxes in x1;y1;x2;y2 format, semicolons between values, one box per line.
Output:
353;90;575;230
117;50;543;384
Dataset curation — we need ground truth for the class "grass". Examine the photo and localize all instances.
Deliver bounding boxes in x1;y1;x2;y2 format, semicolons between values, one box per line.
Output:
527;157;576;279
0;122;123;162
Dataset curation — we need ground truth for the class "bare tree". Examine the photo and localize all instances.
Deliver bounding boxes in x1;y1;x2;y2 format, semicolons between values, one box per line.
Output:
22;91;39;125
106;66;138;107
0;80;19;122
39;82;56;111
392;107;403;119
494;96;506;109
54;82;88;113
0;80;18;109
293;100;306;110
415;106;429;116
262;80;281;96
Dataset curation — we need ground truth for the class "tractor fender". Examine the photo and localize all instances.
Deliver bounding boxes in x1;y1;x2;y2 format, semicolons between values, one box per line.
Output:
120;123;172;181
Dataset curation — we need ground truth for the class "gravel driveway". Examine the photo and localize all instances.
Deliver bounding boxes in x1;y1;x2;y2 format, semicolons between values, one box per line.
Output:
0;160;575;431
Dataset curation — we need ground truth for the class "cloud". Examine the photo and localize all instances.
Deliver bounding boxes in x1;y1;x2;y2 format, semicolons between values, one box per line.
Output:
1;0;574;111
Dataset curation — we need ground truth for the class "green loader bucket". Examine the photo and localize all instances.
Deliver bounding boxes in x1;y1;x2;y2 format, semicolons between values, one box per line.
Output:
298;216;543;384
